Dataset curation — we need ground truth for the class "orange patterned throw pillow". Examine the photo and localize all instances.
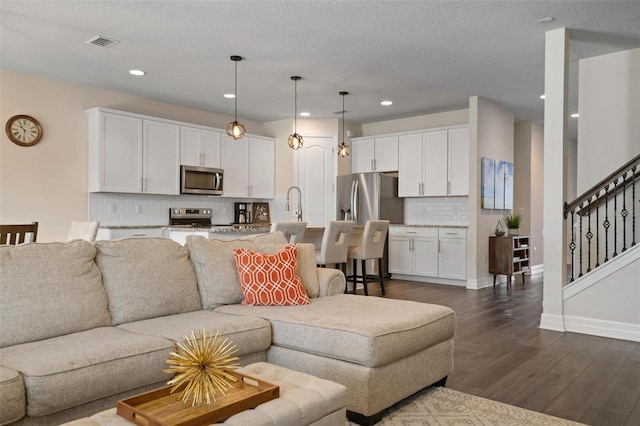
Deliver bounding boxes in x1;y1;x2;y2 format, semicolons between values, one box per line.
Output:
233;245;310;306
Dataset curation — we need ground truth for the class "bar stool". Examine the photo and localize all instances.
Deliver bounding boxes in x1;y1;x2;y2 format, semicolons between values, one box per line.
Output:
270;221;307;244
315;221;355;275
346;220;390;296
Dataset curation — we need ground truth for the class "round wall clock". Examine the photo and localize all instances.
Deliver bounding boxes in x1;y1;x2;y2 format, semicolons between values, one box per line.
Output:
5;115;43;146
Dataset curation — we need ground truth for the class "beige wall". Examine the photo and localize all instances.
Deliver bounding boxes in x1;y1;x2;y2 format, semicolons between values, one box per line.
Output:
577;47;640;194
360;109;469;136
514;121;544;267
0;70;263;242
468;96;515;285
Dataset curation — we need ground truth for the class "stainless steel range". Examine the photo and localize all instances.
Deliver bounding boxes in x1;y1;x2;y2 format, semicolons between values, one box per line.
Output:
169;208;212;227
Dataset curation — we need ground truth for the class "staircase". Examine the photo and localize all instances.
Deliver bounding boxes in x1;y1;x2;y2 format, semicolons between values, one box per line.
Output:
562;154;640;342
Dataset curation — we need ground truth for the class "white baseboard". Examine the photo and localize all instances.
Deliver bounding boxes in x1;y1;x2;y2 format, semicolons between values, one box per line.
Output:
466;276;495;290
390;274;467;287
539;313;566;332
564;315;640;342
530;264;544;275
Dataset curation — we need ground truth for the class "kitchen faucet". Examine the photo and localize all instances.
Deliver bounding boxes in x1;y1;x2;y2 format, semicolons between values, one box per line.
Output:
286;186;303;221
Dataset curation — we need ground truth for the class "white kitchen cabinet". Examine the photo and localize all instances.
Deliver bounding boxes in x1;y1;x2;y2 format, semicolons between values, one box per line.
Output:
88;111;143;193
143;120;181;194
398;127;469;197
221;135;275;198
351;136;398;173
447;127;469;196
422;131;449;196
181;126;221;168
389;227;438;277
389;226;467;284
88;108;180;195
438;228;467;280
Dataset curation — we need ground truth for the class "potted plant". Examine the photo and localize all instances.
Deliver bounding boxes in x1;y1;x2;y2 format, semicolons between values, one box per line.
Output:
504;212;522;236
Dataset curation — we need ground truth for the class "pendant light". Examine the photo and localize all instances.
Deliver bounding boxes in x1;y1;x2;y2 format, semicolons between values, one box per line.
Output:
337;91;350;157
288;76;303;150
226;55;245;140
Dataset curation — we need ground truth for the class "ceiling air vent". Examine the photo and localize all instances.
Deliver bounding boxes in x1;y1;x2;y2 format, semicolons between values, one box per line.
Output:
85;35;119;48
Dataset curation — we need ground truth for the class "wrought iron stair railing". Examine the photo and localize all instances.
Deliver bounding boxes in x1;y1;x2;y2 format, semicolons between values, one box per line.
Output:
564;154;639;282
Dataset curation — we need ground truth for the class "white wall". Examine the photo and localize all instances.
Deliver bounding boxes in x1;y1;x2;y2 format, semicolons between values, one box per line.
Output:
577;47;640;194
361;109;469;135
0;70;263;241
468;96;515;287
564;247;640;341
514;121;544;267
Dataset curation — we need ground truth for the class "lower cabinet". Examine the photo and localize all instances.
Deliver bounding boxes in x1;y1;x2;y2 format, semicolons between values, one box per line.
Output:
389;228;438;277
389;226;467;284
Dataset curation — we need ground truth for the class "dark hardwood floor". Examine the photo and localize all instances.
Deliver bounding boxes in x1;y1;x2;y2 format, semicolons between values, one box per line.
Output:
358;274;640;426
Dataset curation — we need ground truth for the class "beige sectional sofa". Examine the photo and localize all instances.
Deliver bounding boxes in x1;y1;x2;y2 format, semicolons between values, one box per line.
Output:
0;233;455;426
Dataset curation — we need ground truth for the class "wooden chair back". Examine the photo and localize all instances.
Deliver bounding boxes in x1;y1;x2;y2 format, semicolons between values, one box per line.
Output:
0;222;39;245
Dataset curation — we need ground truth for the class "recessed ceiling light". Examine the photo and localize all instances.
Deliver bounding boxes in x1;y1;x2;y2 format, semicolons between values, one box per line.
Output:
381;100;393;106
571;113;579;118
300;112;310;117
537;17;555;24
539;94;546;99
224;93;236;99
129;69;145;76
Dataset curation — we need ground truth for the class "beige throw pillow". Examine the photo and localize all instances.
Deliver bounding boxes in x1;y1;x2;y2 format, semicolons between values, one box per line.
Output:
186;232;319;308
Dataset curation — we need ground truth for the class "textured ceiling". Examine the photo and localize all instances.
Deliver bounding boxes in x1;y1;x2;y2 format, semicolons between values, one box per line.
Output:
1;1;639;133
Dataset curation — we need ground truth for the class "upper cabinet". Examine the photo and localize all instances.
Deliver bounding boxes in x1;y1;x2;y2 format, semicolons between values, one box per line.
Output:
88;108;275;198
180;126;221;168
398;126;469;197
221;135;275;199
88;108;180;195
351;136;398;173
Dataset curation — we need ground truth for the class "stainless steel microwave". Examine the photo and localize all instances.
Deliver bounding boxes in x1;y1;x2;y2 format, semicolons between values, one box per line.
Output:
180;165;223;195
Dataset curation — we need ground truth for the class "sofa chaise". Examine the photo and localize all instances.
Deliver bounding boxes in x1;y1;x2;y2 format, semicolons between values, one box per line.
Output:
0;233;455;426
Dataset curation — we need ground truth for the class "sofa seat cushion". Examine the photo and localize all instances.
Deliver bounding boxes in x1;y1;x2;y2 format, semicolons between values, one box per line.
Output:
215;294;456;368
0;366;25;424
0;240;111;347
0;327;173;417
95;238;202;325
117;311;272;358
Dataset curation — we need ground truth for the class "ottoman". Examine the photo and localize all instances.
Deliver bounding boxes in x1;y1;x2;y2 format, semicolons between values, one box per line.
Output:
60;362;346;426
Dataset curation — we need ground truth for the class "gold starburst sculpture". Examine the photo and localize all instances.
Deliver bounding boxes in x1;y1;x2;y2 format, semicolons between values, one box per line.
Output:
164;329;240;406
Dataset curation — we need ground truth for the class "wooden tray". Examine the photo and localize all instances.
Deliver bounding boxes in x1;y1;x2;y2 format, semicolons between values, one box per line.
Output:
117;370;279;426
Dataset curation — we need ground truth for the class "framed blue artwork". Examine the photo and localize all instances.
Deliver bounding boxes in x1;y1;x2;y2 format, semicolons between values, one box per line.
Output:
482;157;513;210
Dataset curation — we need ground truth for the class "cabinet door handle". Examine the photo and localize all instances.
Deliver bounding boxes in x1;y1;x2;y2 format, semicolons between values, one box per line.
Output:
200;152;205;166
374;158;377;171
371;159;374;171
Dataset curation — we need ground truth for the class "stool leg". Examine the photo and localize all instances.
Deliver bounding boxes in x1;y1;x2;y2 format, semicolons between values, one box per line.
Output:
352;258;358;294
378;258;385;296
361;260;369;296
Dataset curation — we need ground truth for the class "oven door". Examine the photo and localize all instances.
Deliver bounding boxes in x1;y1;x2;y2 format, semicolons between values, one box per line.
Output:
181;166;223;195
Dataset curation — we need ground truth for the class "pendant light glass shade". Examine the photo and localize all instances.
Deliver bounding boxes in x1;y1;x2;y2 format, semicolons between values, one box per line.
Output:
288;76;303;150
226;56;245;140
338;91;350;157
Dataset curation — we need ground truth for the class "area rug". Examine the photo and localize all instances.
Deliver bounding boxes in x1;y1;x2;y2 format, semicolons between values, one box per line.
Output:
349;386;584;425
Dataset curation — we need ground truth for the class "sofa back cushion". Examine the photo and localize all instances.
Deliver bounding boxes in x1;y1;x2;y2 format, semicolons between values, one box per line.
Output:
95;238;201;325
186;232;319;309
0;241;111;347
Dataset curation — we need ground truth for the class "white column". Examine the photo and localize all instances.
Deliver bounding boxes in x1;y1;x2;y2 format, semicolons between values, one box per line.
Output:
540;28;569;331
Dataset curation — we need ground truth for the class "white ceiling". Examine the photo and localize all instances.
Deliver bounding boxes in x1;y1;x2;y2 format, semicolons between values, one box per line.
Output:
2;1;639;134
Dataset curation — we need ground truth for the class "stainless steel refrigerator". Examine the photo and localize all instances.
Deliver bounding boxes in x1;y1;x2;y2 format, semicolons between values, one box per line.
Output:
336;172;404;276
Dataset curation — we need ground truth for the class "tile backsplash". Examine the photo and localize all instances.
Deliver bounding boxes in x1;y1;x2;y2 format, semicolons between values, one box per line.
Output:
89;193;467;227
404;196;468;226
89;193;287;226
